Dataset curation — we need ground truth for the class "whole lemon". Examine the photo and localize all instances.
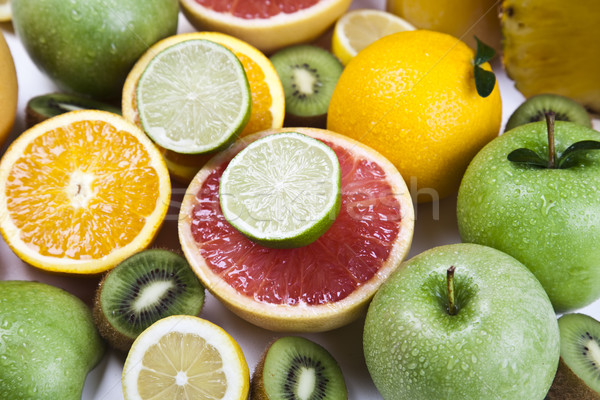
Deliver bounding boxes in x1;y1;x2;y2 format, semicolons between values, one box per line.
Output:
327;30;501;203
0;31;17;146
386;0;502;51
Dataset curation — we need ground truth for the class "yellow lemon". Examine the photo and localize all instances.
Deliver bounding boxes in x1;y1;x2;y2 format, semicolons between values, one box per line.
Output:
327;30;502;203
0;31;17;146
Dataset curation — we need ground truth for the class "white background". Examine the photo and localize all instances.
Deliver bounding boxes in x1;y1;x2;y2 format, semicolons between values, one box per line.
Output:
2;0;600;399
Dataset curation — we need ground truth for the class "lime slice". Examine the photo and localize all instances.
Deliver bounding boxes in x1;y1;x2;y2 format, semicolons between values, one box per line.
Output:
136;39;251;154
219;132;341;248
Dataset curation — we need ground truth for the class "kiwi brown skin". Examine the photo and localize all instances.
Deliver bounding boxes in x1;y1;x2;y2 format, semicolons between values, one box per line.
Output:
546;358;600;400
92;273;135;353
250;346;269;400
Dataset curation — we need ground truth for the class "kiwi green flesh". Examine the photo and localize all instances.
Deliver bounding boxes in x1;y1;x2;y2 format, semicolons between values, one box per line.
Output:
252;336;347;400
270;45;343;120
93;249;204;351
505;93;592;132
26;93;121;127
552;313;600;397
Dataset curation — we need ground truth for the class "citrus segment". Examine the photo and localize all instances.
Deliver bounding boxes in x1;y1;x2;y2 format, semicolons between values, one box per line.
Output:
0;0;10;22
179;0;352;53
122;315;249;400
332;9;416;65
219;132;341;248
136;39;251;154
0;110;170;274
179;127;414;332
122;32;285;182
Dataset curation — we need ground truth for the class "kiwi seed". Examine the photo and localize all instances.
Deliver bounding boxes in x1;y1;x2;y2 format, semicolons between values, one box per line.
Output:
251;336;347;400
92;249;205;352
546;313;600;400
26;92;121;128
270;45;343;128
505;93;591;132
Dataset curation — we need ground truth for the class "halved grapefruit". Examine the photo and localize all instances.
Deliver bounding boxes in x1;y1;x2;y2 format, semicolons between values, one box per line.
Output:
179;0;352;54
179;127;414;332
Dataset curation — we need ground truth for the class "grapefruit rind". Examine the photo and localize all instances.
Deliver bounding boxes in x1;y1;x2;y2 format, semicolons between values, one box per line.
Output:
179;0;353;54
219;132;341;248
0;110;171;274
179;127;414;332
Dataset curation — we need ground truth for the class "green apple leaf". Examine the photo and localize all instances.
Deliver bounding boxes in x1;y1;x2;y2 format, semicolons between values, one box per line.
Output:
557;140;600;169
507;148;548;168
473;37;496;98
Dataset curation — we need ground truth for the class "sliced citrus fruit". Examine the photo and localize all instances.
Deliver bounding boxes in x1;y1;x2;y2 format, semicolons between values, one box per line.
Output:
123;32;285;183
220;132;341;248
0;110;170;274
122;315;249;400
332;8;416;65
179;0;352;54
0;0;11;22
179;127;414;332
0;30;17;146
136;39;251;154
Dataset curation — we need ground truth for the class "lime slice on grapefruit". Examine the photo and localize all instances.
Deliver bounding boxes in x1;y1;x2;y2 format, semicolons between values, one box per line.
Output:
136;39;251;154
219;132;341;248
179;127;415;332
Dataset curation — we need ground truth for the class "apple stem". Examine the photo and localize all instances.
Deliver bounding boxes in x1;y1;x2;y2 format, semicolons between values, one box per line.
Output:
546;112;556;169
447;266;457;316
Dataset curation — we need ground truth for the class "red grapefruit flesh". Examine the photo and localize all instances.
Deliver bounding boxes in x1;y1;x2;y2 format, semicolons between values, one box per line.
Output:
179;127;414;331
195;0;320;19
179;0;353;53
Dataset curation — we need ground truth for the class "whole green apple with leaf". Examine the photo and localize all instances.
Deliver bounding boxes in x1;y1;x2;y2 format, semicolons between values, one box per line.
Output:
11;0;179;99
458;115;600;312
364;243;559;400
0;281;105;400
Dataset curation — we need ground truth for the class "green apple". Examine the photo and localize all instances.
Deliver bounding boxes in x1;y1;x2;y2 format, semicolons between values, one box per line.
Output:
11;0;179;99
363;243;559;400
457;118;600;312
0;281;105;400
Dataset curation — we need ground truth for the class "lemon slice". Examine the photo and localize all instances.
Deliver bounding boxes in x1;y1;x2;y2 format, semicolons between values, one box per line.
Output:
0;0;11;22
122;315;249;400
136;39;251;154
332;9;416;65
219;132;341;249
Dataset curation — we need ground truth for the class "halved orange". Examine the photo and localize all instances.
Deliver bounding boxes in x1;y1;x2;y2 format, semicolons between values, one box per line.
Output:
0;110;171;274
122;32;285;183
179;127;415;332
179;0;352;54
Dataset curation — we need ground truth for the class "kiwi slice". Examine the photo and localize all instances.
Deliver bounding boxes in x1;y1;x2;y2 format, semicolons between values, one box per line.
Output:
505;93;592;132
26;93;121;127
92;249;205;352
270;45;343;128
546;313;600;400
251;336;347;400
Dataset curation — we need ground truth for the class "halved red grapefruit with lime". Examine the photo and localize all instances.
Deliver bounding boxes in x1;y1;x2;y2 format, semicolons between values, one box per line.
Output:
179;0;352;54
179;127;414;332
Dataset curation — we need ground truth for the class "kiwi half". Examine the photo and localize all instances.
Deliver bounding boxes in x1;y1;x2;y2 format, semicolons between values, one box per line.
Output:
251;336;347;400
270;45;343;128
92;249;205;352
546;313;600;400
505;93;592;132
26;93;121;127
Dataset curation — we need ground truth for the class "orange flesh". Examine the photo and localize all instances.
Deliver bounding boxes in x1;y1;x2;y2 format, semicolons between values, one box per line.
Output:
195;0;320;19
6;120;161;259
189;140;403;305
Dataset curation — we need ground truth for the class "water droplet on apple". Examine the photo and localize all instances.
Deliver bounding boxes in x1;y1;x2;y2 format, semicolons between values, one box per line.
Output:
71;10;82;21
471;355;478;363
